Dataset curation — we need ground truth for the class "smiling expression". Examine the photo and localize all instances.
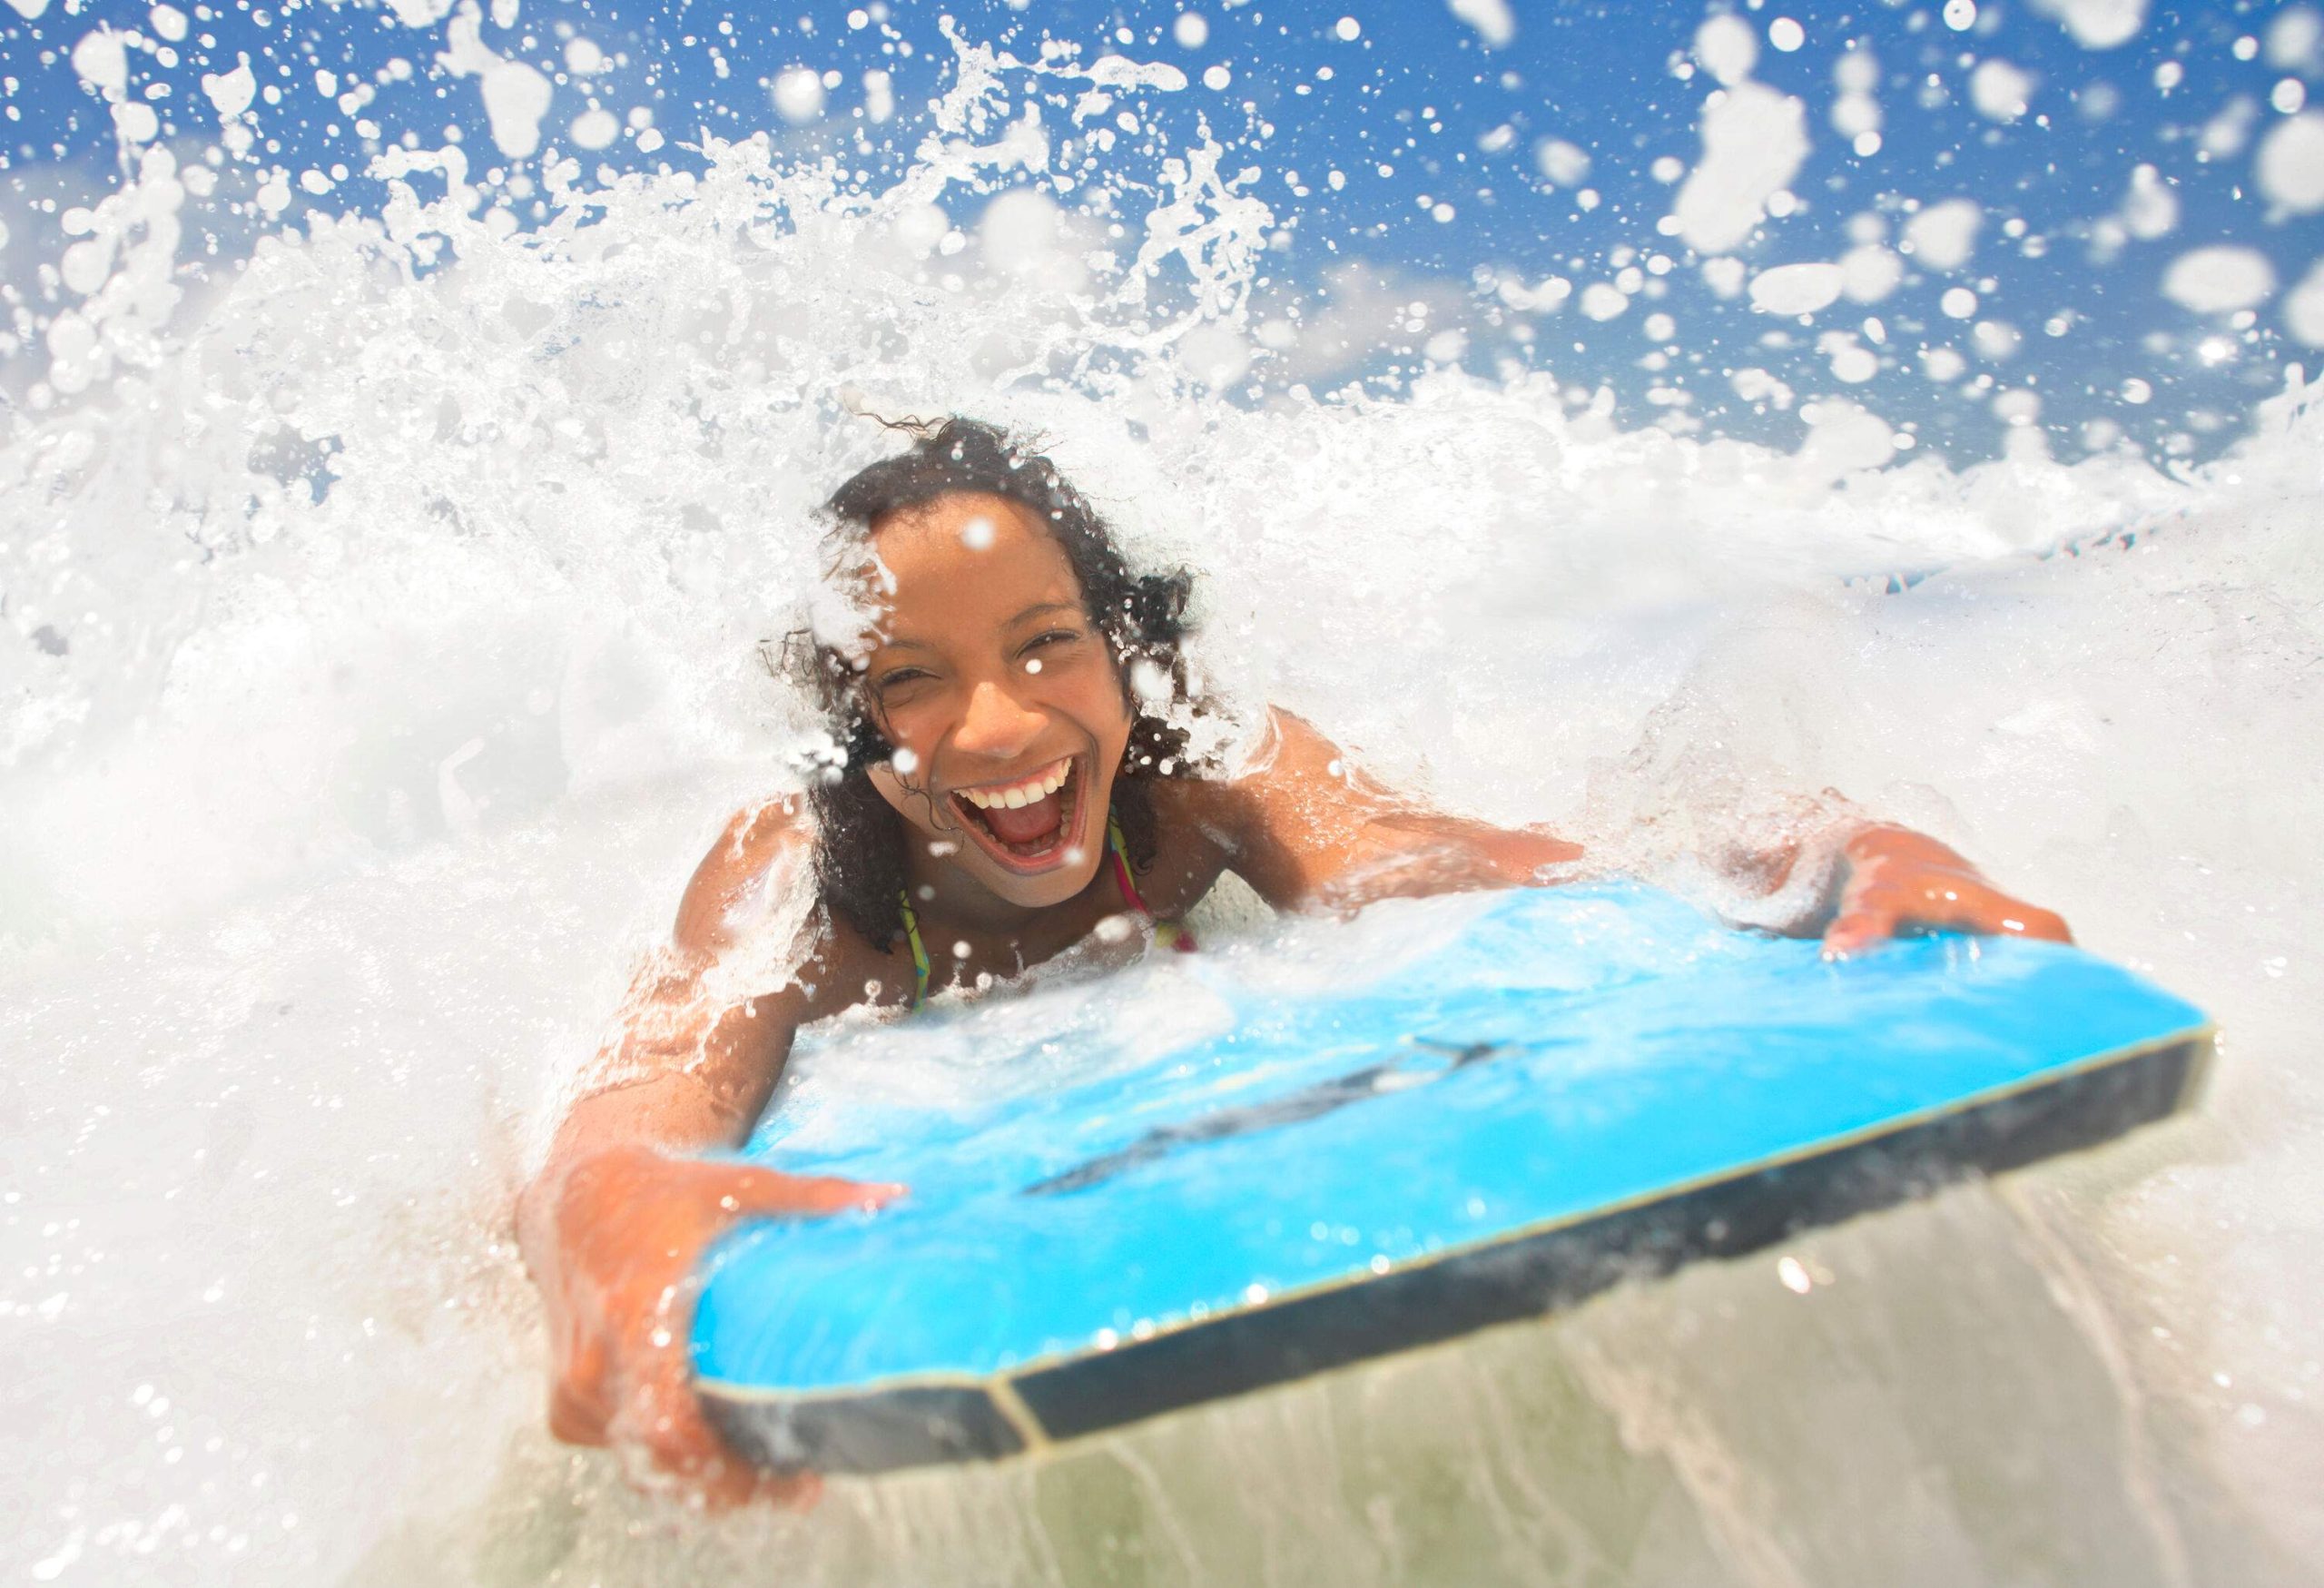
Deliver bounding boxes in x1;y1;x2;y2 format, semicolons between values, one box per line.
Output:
855;492;1136;912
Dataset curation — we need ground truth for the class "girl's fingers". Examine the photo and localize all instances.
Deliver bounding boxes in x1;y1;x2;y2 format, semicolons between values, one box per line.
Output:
719;1165;907;1218
1825;872;2073;955
547;1377;612;1447
1822;897;1901;958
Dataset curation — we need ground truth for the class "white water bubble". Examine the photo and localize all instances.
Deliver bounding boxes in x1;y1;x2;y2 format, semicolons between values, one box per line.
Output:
148;4;187;42
2276;80;2310;116
1643;311;1676;341
2121;376;2153;402
1448;0;1516;48
566;38;606;75
959;516;996;551
1749;261;1846;316
2031;0;2152;51
2122;163;2178;239
864;69;895;123
1905;198;1983;271
1828;341;1878;382
1694;14;1758;85
1670;83;1809;252
1944;0;1978;31
1971;59;2035;121
1840;244;1904;302
1175;14;1209;49
1922;346;1968;380
1768;17;1805;53
2282;260;2324;345
2269;7;2323;71
1334;16;1361;42
1202;64;1233;91
891;746;921;776
1579;282;1630;321
1177;321;1252;388
2162;246;2278;313
1835;92;1881;138
1941;286;1980;318
2256;113;2324;212
569;107;619;150
298;168;333;196
1994;389;2043;425
71;28;128;97
1533;137;1591;187
1972;320;2023;360
480;62;552;157
113;102;159;143
773;66;827;124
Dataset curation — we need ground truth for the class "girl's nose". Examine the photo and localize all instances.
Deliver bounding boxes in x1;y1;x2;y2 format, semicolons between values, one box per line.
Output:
952;677;1043;760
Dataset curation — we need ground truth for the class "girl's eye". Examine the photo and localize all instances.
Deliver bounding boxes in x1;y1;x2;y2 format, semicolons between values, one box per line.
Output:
874;667;932;693
1024;628;1083;656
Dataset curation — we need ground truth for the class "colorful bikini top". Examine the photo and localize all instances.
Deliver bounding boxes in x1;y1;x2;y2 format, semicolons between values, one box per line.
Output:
896;814;1196;1011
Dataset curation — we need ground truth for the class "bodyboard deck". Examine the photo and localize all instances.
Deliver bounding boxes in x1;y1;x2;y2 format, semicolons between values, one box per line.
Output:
692;885;2210;1474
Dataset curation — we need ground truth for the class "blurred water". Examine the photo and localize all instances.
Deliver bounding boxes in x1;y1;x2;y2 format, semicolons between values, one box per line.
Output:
4;12;2322;1587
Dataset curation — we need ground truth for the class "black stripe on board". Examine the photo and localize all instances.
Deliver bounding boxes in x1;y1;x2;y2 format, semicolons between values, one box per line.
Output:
704;1032;2208;1474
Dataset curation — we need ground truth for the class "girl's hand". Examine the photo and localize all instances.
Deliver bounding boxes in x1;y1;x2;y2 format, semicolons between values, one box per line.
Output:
531;1145;903;1509
1821;824;2073;958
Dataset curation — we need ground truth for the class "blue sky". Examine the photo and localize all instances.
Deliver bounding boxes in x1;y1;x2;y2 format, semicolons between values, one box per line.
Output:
3;0;2320;463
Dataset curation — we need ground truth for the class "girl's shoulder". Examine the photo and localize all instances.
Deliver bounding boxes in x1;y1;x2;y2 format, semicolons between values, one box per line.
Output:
1164;707;1359;826
673;796;891;1017
673;796;816;957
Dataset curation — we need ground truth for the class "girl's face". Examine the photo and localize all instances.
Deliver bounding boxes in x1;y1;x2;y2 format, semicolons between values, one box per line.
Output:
855;491;1135;912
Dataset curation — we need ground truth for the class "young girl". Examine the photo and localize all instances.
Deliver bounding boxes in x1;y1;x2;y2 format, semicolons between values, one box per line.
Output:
515;419;2070;1506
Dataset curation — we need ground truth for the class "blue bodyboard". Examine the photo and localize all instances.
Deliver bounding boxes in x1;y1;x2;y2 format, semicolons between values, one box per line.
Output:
694;884;2209;1473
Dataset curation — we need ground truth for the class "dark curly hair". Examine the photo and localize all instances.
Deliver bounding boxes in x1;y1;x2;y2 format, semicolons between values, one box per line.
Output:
782;418;1205;950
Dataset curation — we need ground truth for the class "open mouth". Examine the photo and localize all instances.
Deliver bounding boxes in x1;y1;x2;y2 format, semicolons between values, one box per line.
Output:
947;754;1089;873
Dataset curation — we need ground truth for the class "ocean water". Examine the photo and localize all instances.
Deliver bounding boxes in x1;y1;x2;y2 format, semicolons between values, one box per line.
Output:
4;9;2322;1586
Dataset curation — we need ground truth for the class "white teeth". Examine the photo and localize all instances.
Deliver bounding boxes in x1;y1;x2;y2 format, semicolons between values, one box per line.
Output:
960;758;1072;810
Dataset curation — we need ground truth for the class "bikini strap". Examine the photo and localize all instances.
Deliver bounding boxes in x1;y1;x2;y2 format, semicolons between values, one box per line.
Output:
1108;814;1196;952
896;890;931;1012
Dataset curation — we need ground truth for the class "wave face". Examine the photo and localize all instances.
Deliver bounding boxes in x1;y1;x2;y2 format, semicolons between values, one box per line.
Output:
3;11;2322;1587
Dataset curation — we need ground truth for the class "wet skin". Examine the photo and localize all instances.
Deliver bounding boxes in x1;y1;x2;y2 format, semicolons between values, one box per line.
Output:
514;490;2073;1508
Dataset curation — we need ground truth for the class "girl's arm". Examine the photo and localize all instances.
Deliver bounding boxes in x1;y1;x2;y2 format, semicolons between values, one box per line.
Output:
515;800;898;1508
1202;709;2070;953
1195;709;1583;912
